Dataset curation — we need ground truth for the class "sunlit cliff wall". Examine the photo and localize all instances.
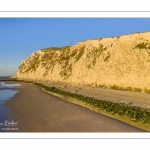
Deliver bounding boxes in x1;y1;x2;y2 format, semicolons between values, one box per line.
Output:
14;31;150;90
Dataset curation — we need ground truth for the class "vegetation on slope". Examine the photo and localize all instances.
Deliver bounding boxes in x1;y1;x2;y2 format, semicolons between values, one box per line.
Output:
75;46;85;61
40;46;85;79
134;42;150;50
18;53;40;73
18;43;112;78
87;44;110;68
99;84;143;92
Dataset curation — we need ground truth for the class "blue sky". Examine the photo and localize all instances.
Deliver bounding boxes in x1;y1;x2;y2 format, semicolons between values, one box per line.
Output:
0;18;150;76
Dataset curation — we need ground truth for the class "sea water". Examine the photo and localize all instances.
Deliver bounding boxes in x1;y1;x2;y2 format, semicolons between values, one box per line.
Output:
0;81;19;89
0;82;19;127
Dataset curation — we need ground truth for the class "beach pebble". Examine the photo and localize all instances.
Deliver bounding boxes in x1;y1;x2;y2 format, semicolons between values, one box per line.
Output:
129;102;133;105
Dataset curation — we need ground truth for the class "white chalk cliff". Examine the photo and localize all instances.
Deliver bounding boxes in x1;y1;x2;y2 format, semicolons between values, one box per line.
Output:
14;31;150;91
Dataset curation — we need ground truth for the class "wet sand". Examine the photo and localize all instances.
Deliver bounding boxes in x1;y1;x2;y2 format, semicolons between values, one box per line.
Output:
4;82;146;132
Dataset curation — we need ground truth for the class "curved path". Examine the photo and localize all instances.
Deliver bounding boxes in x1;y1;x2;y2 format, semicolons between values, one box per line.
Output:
5;82;146;132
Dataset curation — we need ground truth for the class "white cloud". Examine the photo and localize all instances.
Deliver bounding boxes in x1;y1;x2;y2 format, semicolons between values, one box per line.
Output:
8;65;14;68
0;65;19;76
8;65;19;68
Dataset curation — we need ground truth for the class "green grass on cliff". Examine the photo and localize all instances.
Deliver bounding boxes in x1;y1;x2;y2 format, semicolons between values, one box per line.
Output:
87;44;109;67
134;42;147;49
134;42;150;50
41;46;70;52
18;44;111;78
109;85;142;92
75;46;85;61
19;54;40;73
40;46;85;79
98;84;150;93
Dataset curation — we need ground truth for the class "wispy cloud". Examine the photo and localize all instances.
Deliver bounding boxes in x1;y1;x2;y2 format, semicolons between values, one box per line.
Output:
2;65;19;68
0;65;19;76
8;65;14;68
0;65;19;68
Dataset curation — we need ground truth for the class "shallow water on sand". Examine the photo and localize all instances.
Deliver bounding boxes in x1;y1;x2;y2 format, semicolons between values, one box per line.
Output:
0;81;20;89
0;82;19;129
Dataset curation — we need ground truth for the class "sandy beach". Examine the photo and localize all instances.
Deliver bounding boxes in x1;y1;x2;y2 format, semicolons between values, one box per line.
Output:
2;82;146;132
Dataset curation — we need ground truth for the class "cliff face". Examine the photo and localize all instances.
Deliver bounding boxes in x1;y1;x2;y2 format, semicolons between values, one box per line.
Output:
15;31;150;90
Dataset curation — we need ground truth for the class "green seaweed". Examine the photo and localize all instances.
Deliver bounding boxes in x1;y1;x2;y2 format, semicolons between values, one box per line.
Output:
34;83;150;125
